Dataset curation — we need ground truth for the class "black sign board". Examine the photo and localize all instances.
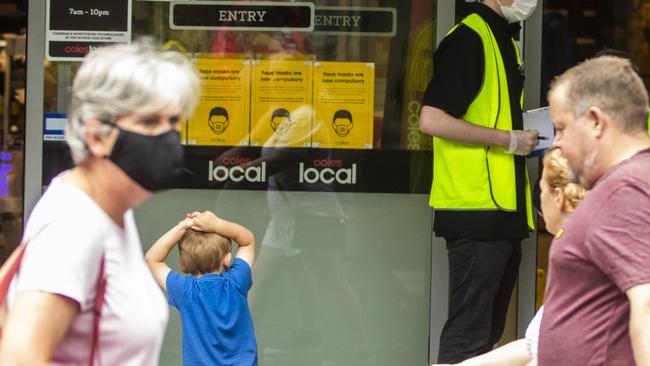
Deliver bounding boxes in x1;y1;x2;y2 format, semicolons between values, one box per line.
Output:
313;7;396;36
49;0;128;32
182;146;429;194
42;142;432;194
46;0;131;61
171;1;314;31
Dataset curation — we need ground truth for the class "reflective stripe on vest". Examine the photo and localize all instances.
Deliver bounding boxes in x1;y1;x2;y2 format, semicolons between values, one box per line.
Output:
430;13;534;230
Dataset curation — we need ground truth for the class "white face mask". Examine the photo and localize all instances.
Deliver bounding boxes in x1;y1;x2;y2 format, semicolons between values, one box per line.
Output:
495;0;537;23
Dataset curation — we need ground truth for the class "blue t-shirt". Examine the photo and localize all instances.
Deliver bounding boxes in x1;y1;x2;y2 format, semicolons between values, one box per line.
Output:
166;258;257;366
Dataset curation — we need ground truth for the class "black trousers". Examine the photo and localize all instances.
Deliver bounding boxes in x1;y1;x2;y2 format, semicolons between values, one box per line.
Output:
437;238;522;364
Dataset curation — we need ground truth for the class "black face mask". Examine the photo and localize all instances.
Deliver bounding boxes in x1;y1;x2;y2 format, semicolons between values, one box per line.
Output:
103;122;186;192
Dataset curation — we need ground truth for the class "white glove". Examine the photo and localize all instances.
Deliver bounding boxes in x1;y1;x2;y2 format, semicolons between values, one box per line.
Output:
507;130;540;156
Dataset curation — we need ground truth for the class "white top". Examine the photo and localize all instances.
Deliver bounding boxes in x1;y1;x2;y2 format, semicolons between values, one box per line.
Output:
525;305;544;358
9;174;168;366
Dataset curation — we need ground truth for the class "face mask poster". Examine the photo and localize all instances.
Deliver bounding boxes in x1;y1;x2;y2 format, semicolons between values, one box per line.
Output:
186;58;252;147
183;57;374;150
250;58;314;148
311;61;374;149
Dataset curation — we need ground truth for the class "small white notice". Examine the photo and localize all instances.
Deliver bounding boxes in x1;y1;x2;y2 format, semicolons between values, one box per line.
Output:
523;106;554;158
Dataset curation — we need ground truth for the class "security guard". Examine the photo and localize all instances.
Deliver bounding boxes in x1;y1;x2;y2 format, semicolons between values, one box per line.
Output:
419;0;539;363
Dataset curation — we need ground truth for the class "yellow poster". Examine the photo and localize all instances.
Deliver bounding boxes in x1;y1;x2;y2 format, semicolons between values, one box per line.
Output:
180;118;188;144
250;59;313;147
187;58;251;146
312;62;374;149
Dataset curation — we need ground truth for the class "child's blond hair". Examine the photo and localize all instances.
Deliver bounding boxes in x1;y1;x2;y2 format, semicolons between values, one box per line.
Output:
178;229;231;276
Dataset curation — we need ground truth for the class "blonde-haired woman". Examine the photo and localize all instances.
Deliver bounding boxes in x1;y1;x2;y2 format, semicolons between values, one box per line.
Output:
0;40;199;365
434;148;587;366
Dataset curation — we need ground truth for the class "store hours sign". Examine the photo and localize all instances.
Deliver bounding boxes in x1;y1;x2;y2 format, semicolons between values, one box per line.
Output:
46;0;131;61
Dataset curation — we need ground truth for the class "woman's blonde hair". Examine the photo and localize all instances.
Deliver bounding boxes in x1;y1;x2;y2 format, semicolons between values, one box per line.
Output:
543;148;588;212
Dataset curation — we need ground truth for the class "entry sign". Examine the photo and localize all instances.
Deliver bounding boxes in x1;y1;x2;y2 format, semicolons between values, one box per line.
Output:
46;0;131;61
314;6;396;37
171;1;314;31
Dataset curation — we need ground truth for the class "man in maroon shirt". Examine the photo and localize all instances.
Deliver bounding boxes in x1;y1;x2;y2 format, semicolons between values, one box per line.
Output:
539;56;650;365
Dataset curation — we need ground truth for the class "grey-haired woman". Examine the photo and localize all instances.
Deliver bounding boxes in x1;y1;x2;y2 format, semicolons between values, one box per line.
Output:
0;40;199;365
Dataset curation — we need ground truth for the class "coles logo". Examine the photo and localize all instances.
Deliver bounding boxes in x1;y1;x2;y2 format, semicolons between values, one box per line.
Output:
208;158;266;182
299;159;357;184
406;100;423;150
221;156;251;165
64;44;99;55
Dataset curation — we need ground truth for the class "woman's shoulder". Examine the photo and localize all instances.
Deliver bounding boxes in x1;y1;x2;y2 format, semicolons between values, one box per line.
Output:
25;178;113;239
23;188;114;257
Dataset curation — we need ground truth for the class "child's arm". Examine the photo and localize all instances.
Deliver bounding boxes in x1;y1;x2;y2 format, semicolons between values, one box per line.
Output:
145;217;194;290
191;211;256;267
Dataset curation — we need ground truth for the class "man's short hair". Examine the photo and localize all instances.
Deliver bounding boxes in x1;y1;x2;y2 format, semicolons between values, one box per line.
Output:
549;56;649;134
178;229;231;276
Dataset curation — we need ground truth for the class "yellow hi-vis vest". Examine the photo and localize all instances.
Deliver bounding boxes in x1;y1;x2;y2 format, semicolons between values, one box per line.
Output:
430;13;534;230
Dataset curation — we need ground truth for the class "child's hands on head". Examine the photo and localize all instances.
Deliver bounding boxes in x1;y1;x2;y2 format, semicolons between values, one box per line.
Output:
177;217;194;231
188;210;221;233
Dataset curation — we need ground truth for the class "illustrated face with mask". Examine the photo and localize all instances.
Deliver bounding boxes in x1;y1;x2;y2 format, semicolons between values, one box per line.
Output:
270;108;292;136
332;110;353;137
99;113;186;192
208;107;230;134
495;0;537;23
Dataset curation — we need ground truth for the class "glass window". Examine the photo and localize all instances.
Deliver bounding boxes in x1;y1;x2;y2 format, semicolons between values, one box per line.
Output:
43;0;437;194
39;1;438;365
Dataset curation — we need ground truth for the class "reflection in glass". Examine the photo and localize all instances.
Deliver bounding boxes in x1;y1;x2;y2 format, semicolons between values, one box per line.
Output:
251;145;371;365
38;1;436;365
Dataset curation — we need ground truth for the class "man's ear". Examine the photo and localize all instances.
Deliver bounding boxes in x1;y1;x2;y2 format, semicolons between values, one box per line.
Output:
585;106;608;139
83;119;114;157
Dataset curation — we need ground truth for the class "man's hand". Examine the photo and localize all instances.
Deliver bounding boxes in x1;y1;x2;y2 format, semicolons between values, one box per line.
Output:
507;130;540;156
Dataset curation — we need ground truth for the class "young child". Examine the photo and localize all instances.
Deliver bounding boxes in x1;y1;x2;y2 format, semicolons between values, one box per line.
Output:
145;210;257;366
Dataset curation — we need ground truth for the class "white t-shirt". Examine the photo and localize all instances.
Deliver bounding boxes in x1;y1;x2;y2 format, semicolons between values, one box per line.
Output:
9;175;168;366
525;305;543;358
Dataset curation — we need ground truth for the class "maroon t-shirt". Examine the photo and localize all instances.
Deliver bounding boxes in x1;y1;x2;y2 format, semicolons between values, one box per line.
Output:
539;148;650;366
